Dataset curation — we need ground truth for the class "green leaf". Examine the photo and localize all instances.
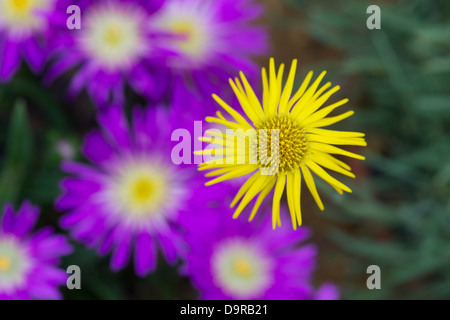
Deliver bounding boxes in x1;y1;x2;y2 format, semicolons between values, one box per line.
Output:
0;100;34;207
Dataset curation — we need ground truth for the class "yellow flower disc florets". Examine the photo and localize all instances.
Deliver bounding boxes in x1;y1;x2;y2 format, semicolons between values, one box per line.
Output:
255;116;308;174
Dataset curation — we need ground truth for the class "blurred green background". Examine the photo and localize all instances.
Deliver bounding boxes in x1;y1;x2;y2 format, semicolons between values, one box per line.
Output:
0;0;449;299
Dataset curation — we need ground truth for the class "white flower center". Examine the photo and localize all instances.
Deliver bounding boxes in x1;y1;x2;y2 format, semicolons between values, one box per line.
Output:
0;237;31;293
0;0;52;38
211;237;273;299
153;0;215;66
98;156;187;230
79;3;148;71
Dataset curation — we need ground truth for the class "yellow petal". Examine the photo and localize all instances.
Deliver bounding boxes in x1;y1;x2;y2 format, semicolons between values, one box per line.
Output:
205;165;257;186
286;172;298;230
297;85;340;121
279;59;298;115
311;142;365;160
307;110;355;128
230;172;260;207
212;94;252;128
248;176;276;221
272;173;286;229
300;164;324;211
306;160;352;193
293;167;302;226
291;71;327;117
287;71;313;111
233;174;271;218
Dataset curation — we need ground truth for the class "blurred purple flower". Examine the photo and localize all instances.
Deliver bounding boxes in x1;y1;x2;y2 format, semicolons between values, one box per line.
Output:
314;282;340;300
152;0;268;102
56;104;202;276
0;0;56;80
46;0;169;107
179;185;338;300
0;201;73;300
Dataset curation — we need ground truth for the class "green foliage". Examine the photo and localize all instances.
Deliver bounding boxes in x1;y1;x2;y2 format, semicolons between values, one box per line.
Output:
0;100;33;208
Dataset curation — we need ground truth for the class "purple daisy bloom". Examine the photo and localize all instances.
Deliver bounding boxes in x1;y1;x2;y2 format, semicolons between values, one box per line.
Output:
56;104;202;276
179;185;337;300
0;0;56;80
0;201;72;300
47;0;168;107
151;0;268;101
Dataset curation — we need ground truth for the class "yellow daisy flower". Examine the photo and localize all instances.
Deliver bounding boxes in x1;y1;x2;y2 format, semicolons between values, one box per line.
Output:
196;58;366;229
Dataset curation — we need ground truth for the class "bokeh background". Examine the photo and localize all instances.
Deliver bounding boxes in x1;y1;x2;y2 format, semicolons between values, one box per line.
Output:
0;0;449;299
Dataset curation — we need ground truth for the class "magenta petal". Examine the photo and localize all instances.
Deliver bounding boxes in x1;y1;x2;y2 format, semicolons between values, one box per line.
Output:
60;161;104;180
129;65;154;94
28;282;63;300
157;231;178;265
82;129;114;164
135;231;157;277
111;232;132;271
68;64;95;96
44;54;83;84
14;201;40;237
38;266;68;284
56;179;102;211
59;208;91;229
315;283;340;300
23;37;46;73
0;39;21;80
32;234;73;258
61;178;102;195
98;229;115;256
98;106;131;150
1;203;16;233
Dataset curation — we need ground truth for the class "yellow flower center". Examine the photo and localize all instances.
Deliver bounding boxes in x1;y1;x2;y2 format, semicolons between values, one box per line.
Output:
10;0;31;13
132;178;154;204
80;4;147;71
122;174;167;215
0;256;12;272
172;21;197;54
233;259;252;277
103;25;124;47
0;0;51;36
165;19;208;60
110;163;170;218
256;115;308;174
212;238;273;298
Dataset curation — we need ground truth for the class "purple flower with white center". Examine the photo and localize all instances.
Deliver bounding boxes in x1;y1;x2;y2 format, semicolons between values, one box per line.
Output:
0;0;56;80
179;184;338;300
56;104;200;276
151;0;268;101
0;201;73;300
47;0;168;107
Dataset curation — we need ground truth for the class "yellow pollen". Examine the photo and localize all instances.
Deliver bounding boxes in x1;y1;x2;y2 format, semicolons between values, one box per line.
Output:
8;0;32;14
170;21;202;57
132;178;154;203
233;259;252;277
172;22;194;40
104;25;123;46
255;115;308;174
0;256;12;271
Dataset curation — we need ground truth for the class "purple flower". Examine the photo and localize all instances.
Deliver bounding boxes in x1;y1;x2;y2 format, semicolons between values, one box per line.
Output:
47;0;169;107
314;282;340;300
0;0;56;80
0;201;73;300
179;184;337;300
151;0;268;101
56;104;202;276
